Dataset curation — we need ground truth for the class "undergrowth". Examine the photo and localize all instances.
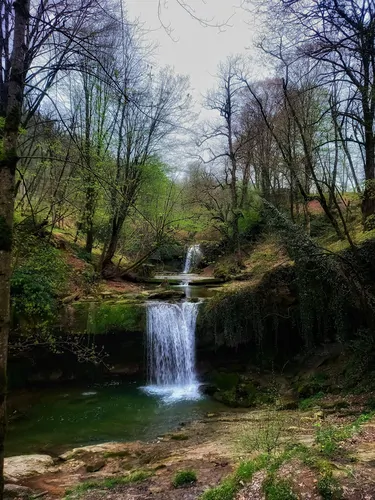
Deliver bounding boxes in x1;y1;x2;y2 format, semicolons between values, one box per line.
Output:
64;470;151;499
172;470;197;488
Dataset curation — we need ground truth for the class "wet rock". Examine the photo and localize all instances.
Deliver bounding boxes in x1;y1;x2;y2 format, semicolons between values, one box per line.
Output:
200;383;217;396
4;484;34;499
108;363;140;375
148;290;185;301
276;395;299;410
4;454;54;479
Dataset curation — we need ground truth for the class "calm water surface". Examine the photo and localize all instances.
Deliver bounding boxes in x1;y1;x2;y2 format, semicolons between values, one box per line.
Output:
7;380;224;457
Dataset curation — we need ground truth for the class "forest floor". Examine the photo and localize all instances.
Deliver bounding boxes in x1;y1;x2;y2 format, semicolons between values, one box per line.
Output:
6;393;375;499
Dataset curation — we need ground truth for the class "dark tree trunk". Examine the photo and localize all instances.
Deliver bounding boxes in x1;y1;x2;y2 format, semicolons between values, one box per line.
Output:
0;1;30;497
362;120;375;227
101;211;127;272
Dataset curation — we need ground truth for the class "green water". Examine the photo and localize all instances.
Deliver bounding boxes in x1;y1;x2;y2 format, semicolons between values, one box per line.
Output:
6;381;224;457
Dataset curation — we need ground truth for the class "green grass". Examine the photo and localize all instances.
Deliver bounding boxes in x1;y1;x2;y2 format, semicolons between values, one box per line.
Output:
200;478;237;500
172;470;197;488
200;454;270;500
65;471;151;498
299;392;324;410
315;412;374;457
263;477;298;500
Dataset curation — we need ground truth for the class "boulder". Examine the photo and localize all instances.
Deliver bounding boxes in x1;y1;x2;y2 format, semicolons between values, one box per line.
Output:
5;454;54;479
148;290;185;301
4;484;34;499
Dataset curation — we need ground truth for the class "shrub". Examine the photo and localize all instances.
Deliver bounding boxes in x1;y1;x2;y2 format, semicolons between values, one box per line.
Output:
263;477;298;500
172;470;197;488
11;236;69;326
239;411;286;454
317;472;343;499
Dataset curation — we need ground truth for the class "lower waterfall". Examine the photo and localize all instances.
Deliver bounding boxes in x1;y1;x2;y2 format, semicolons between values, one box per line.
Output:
143;301;201;402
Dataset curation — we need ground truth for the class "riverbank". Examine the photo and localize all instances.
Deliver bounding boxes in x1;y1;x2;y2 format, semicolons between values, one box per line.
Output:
6;391;375;499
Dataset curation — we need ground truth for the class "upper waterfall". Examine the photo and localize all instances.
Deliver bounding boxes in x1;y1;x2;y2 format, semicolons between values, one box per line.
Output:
143;301;200;401
183;244;202;274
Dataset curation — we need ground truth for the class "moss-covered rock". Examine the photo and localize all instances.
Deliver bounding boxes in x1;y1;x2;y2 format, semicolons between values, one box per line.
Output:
68;300;145;334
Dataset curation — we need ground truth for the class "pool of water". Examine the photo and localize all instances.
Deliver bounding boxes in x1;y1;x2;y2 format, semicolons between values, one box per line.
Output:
6;380;225;457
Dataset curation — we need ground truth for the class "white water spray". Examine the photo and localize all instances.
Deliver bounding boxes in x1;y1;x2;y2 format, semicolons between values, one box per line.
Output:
143;301;201;402
183;245;202;274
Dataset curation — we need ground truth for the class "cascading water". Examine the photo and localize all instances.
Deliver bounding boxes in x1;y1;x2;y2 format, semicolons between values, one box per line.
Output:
183;244;202;274
143;301;201;402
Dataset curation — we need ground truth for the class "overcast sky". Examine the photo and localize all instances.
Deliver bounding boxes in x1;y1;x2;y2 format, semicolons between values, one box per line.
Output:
125;0;259;108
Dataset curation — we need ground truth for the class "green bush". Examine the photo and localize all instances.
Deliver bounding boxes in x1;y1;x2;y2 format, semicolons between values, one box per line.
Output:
11;236;69;325
172;470;197;488
299;392;324;410
263;477;297;500
317;472;342;499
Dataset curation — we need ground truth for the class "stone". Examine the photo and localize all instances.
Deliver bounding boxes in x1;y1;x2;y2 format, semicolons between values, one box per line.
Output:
4;484;34;499
108;363;140;375
354;443;375;464
85;459;105;472
5;455;54;479
148;290;185;301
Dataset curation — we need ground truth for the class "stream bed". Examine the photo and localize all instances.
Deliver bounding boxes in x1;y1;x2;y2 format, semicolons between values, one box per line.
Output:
7;380;225;457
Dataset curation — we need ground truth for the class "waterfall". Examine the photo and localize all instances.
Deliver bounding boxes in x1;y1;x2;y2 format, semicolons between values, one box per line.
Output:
143;301;201;401
183;244;202;274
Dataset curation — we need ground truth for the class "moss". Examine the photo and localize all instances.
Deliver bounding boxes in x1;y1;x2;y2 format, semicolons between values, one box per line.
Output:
71;301;145;334
172;470;197;488
170;433;189;440
214;386;257;408
210;371;240;390
0;215;12;252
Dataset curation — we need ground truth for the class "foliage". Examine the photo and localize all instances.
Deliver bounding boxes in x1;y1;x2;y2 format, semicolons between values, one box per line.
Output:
11;235;69;327
317;471;343;500
200;265;298;362
200;455;269;500
234;454;269;482
239;411;286;454
263;477;297;500
172;470;197;488
200;478;236;500
315;413;373;457
299;392;324;410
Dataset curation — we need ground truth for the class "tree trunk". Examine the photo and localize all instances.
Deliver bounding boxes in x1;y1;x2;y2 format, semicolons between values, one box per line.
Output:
0;1;30;496
101;210;127;272
84;184;95;254
361;106;375;227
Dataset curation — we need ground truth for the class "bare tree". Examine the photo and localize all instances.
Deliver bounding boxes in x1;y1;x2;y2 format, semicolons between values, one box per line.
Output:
199;56;253;250
101;67;191;273
258;0;375;226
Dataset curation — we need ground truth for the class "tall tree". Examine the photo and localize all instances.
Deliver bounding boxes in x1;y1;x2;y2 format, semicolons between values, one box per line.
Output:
261;0;375;227
0;1;31;494
0;1;109;494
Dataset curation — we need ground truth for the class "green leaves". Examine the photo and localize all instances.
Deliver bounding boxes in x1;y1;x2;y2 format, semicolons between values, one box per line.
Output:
11;236;69;325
